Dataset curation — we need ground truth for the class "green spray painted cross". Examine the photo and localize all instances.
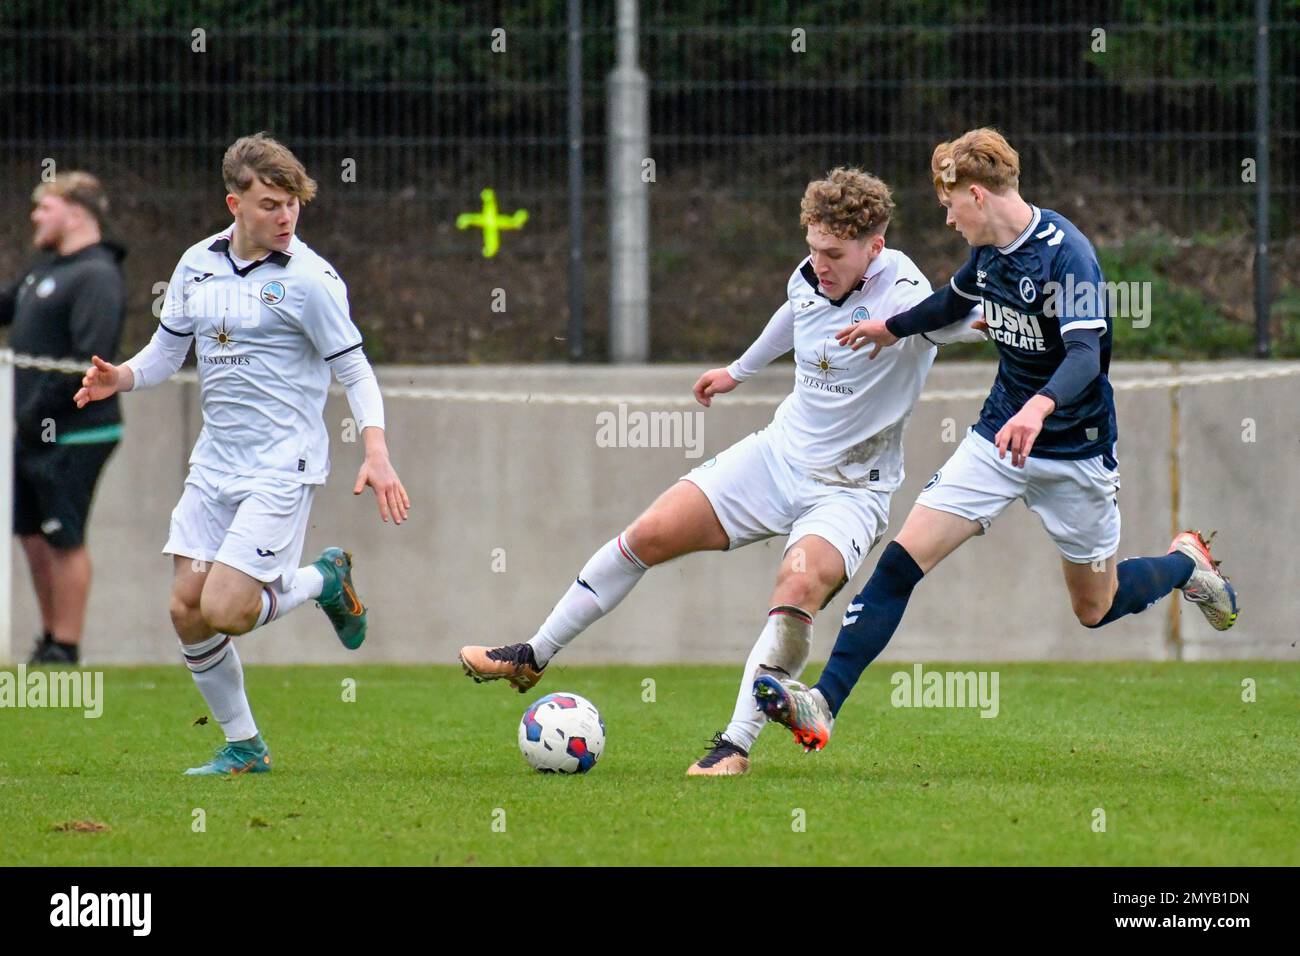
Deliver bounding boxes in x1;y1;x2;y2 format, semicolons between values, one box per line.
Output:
456;189;529;258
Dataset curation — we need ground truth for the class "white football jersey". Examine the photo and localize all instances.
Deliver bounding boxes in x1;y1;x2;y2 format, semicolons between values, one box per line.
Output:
727;248;983;492
157;230;363;484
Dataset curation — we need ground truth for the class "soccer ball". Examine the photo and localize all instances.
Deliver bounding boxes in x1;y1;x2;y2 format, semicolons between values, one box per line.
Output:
518;692;605;774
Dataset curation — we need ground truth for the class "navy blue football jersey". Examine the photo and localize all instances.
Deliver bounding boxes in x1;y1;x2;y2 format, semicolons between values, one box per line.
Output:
950;206;1116;460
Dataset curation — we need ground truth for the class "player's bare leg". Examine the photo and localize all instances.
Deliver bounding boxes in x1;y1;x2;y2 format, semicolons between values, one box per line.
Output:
1061;556;1119;626
689;534;843;776
769;535;849;617
757;506;981;751
460;479;729;692
623;478;730;565
199;562;265;636
1066;531;1237;632
166;557;268;776
198;545;367;648
171;557;216;646
893;504;984;574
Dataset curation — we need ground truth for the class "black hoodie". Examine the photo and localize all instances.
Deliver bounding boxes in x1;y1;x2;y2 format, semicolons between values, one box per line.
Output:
1;240;127;443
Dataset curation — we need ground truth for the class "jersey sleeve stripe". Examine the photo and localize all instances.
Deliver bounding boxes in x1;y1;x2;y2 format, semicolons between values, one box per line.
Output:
158;320;192;337
1059;318;1108;334
949;276;981;301
324;341;364;361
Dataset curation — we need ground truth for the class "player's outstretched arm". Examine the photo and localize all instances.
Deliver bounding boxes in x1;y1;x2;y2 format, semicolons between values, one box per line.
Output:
837;285;973;358
76;317;195;407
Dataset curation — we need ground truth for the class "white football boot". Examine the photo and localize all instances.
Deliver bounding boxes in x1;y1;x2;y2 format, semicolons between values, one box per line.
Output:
1169;530;1238;631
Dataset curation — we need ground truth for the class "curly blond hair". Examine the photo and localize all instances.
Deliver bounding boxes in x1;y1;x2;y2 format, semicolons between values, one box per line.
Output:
799;168;894;240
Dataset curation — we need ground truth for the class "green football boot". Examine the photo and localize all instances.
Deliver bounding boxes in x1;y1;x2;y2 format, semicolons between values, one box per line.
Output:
184;737;272;776
313;547;368;649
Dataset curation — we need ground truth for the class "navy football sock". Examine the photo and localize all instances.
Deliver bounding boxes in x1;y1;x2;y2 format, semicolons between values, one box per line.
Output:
813;541;924;716
1087;552;1195;628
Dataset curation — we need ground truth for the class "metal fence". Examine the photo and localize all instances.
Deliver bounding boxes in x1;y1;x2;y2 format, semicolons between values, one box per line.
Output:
0;0;1295;362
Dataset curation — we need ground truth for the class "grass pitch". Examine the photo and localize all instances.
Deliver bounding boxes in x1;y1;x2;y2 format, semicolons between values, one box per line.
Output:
2;662;1296;866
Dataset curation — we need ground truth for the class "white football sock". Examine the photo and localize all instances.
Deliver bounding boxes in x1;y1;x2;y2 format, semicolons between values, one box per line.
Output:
723;606;814;752
528;534;648;667
251;566;325;630
181;634;258;742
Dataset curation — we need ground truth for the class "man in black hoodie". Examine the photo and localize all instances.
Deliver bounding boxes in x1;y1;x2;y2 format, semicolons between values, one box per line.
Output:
1;171;126;664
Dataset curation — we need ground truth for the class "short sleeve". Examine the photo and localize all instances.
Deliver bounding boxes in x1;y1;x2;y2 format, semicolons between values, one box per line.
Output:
889;273;934;314
1051;240;1108;335
302;269;363;361
157;259;193;336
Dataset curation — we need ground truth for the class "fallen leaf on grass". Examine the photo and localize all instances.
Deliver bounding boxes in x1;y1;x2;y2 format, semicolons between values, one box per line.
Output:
51;820;109;833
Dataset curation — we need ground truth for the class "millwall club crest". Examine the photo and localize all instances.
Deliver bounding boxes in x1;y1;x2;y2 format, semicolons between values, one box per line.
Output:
260;280;286;305
1019;276;1036;303
851;306;869;322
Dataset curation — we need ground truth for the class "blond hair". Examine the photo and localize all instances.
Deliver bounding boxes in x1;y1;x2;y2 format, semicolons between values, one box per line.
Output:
931;128;1020;195
222;132;318;202
799;167;894;240
32;171;110;223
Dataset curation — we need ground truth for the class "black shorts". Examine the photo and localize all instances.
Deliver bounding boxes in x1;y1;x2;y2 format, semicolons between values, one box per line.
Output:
13;439;117;549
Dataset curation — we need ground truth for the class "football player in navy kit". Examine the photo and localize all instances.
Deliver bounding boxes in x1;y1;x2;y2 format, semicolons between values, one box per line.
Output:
756;129;1239;753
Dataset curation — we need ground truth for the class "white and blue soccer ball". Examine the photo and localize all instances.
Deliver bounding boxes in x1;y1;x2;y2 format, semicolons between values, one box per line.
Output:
518;692;605;774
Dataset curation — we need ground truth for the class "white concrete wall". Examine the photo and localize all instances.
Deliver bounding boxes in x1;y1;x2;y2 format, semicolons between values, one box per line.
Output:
6;361;1295;665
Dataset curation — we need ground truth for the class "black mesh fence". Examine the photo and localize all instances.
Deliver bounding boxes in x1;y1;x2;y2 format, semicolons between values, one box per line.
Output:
1;0;1294;361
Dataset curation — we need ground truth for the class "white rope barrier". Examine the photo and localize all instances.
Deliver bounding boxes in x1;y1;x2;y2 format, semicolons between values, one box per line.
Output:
5;350;1300;407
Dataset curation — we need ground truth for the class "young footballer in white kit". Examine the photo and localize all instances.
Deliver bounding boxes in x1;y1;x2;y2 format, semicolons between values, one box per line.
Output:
75;133;410;775
460;168;985;775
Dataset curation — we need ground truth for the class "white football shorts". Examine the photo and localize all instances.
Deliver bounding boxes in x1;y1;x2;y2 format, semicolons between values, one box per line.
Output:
163;464;317;587
914;428;1121;564
681;427;889;579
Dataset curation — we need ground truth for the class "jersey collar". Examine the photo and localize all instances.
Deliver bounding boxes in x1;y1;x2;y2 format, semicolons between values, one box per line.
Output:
208;233;293;277
996;205;1041;256
799;251;888;308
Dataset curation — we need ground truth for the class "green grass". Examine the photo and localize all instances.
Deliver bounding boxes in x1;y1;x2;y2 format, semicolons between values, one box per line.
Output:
2;663;1296;866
